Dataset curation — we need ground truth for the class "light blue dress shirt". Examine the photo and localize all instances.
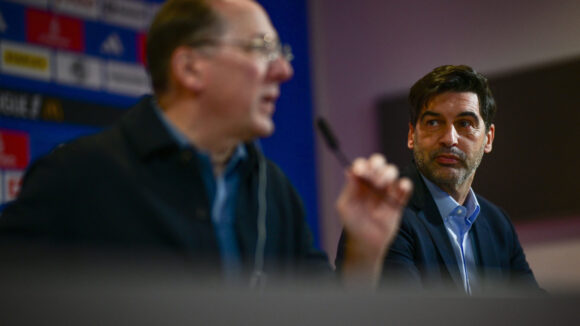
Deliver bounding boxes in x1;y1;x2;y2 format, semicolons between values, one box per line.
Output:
196;146;246;281
421;174;481;294
152;99;246;280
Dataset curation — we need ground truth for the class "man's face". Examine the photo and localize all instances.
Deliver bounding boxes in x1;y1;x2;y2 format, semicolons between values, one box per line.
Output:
200;0;293;141
407;92;495;190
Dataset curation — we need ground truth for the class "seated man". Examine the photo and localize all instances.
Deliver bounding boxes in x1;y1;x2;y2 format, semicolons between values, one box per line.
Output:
0;0;412;288
339;65;540;294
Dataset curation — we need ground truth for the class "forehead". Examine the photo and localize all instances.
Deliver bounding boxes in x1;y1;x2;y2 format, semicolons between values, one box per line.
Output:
423;92;481;117
212;0;277;38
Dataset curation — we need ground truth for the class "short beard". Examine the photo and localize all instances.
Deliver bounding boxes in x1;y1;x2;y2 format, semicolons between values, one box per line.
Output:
414;143;485;189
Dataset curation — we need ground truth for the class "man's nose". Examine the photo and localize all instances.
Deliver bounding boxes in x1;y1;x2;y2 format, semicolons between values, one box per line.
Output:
440;125;459;147
268;56;294;83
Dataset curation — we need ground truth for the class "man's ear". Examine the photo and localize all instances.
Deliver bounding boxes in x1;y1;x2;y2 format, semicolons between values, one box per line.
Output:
170;46;205;92
407;122;415;149
484;123;495;153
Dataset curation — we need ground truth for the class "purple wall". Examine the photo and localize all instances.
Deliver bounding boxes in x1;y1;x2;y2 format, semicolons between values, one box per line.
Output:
308;0;580;261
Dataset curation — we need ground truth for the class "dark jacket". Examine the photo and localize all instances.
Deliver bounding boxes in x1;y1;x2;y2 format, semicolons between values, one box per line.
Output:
338;164;539;293
0;96;329;280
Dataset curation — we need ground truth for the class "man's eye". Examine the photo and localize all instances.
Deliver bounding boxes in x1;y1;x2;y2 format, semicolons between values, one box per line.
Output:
457;120;473;128
425;120;439;127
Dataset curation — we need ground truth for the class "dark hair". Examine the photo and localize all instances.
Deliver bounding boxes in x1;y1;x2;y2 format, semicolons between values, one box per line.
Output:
408;65;496;130
146;0;224;94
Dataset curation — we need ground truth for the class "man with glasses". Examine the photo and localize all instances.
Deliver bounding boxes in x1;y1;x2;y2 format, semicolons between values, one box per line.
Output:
0;0;411;288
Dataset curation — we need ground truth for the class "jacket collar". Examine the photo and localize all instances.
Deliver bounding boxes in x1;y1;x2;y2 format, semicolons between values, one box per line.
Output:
402;164;463;288
120;95;180;160
120;95;262;169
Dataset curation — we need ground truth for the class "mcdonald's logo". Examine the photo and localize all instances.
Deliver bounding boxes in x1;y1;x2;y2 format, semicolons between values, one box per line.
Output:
41;99;64;121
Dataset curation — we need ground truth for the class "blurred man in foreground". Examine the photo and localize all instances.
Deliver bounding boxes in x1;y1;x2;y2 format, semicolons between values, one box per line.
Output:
0;0;411;288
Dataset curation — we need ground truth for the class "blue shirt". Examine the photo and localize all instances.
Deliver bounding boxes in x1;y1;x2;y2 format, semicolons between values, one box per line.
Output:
421;174;480;294
152;99;246;280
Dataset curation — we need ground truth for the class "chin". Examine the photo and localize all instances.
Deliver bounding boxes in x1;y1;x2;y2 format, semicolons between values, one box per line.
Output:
248;125;274;140
434;169;470;185
255;119;275;137
258;127;275;138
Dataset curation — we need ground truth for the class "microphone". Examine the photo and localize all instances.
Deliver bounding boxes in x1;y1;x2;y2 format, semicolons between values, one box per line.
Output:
316;117;408;207
315;117;350;167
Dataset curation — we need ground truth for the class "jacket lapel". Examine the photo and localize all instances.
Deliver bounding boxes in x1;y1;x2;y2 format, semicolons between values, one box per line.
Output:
471;207;500;280
404;165;463;288
234;143;260;263
120;95;178;159
418;208;463;287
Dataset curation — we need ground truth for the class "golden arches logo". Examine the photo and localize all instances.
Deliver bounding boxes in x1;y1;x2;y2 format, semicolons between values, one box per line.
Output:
42;99;64;122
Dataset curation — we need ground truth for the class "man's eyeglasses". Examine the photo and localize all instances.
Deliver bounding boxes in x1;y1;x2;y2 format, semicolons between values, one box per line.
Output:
188;34;294;63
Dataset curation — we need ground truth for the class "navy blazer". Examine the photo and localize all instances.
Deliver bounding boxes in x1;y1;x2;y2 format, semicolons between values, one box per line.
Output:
381;165;539;293
337;164;539;293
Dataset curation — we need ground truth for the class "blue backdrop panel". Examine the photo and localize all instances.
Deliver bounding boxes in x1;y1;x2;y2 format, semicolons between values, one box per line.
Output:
257;0;320;245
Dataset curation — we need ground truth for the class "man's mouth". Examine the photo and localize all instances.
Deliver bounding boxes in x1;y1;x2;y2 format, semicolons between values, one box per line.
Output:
262;92;279;102
434;154;461;165
260;93;279;113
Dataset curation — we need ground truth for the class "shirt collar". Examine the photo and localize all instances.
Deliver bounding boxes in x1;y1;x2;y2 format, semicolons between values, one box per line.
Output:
420;173;480;225
222;144;247;176
151;98;190;148
152;98;247;175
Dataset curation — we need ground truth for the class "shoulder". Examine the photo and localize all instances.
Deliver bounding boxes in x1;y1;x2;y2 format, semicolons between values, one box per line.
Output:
0;127;124;224
263;158;302;204
34;123;128;173
264;159;292;187
10;127;127;212
475;193;510;220
18;98;156;193
34;95;165;171
474;192;519;236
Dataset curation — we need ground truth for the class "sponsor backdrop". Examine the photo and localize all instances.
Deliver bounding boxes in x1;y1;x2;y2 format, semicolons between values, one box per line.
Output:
0;0;320;244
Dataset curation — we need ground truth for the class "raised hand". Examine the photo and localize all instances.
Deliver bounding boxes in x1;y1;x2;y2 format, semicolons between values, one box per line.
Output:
337;153;413;288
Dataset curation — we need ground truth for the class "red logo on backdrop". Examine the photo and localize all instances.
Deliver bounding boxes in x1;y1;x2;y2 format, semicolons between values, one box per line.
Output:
26;8;84;52
4;172;24;202
0;130;30;170
137;33;147;66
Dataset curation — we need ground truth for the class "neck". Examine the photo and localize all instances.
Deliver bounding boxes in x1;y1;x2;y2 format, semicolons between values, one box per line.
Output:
437;175;474;205
209;146;237;176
